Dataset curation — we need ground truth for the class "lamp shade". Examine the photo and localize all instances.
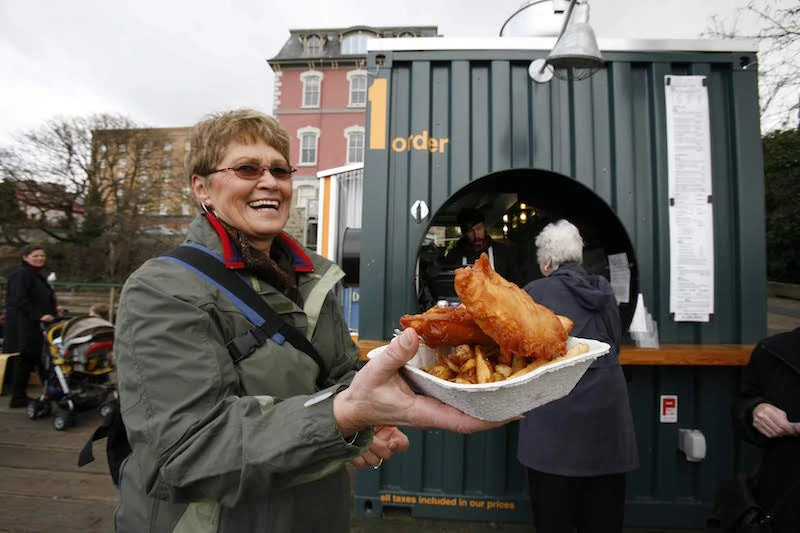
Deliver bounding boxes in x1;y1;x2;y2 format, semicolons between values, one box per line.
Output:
546;2;603;78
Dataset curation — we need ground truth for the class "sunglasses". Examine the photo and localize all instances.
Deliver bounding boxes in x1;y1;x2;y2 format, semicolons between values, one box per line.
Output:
209;164;297;180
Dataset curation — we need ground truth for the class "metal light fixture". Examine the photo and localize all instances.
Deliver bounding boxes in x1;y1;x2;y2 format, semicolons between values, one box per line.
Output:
500;0;603;83
546;0;603;81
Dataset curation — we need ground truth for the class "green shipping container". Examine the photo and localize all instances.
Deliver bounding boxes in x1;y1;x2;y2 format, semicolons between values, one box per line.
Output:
355;37;766;529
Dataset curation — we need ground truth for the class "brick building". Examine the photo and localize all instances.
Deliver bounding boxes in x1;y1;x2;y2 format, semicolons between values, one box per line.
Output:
268;25;440;249
92;126;193;235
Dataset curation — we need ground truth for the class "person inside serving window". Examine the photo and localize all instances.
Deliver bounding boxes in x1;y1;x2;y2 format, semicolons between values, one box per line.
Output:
444;207;520;285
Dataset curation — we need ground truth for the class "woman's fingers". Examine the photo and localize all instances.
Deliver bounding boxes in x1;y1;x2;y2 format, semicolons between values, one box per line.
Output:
409;395;511;434
374;426;410;453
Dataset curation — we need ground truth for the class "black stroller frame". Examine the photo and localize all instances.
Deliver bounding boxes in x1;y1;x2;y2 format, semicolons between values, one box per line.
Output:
28;316;117;430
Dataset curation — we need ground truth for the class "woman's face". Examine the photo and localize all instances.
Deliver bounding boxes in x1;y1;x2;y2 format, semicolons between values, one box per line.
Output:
192;139;293;251
23;249;46;268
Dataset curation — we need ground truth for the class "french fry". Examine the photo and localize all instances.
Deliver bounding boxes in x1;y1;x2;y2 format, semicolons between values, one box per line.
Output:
438;353;461;373
425;364;455;381
421;338;593;384
475;346;492;384
495;364;512;378
450;344;475;366
458;367;478;384
460;357;476;373
565;342;590;357
507;358;550;380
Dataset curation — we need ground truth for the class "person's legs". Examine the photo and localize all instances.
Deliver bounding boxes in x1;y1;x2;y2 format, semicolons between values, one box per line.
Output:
575;473;626;533
527;468;579;533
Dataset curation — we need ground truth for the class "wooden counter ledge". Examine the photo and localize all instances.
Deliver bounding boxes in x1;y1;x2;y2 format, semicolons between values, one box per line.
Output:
357;340;755;366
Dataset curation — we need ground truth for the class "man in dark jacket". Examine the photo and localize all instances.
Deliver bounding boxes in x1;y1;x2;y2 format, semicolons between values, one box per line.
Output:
518;219;638;533
732;327;800;532
444;207;520;284
3;244;57;407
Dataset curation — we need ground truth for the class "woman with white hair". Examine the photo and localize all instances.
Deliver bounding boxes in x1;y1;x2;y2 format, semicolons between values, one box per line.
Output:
517;219;639;533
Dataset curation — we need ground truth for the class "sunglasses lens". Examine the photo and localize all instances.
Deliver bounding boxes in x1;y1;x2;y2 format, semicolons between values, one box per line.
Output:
233;164;261;178
270;167;291;179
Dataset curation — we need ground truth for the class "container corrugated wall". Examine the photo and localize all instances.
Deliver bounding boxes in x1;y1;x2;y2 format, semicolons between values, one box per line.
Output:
356;45;766;528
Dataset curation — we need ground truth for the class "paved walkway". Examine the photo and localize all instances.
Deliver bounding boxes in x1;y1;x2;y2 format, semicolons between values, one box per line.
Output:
0;297;796;532
0;400;699;533
768;296;800;335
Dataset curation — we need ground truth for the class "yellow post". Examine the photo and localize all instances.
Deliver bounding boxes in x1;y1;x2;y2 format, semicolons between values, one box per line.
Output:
0;352;19;395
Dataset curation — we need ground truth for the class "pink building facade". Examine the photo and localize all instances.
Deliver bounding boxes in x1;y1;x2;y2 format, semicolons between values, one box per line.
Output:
267;26;439;248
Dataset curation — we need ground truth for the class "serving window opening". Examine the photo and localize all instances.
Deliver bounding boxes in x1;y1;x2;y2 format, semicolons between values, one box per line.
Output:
414;168;639;333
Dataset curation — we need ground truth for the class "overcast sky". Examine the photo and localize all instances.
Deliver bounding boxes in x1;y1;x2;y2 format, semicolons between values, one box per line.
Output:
0;0;752;145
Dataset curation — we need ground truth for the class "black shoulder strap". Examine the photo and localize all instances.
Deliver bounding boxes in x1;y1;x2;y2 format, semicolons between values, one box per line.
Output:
161;244;326;389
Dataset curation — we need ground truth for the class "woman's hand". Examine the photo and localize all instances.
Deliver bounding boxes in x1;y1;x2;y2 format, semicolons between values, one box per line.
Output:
333;328;513;437
40;314;54;323
350;426;409;469
752;402;800;438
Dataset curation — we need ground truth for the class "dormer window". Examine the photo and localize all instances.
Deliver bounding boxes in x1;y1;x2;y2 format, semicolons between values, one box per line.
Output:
340;31;375;55
304;35;323;57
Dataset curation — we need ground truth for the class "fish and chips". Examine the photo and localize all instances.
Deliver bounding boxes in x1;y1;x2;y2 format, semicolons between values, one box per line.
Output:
399;253;588;385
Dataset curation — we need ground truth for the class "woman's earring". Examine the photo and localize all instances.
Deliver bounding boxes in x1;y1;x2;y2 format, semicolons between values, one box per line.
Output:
200;201;211;214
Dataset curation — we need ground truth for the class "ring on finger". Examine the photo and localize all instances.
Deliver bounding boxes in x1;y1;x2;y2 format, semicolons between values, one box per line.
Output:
373;458;384;470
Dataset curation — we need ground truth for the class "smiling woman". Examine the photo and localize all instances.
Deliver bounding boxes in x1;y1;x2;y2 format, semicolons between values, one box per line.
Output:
111;108;506;533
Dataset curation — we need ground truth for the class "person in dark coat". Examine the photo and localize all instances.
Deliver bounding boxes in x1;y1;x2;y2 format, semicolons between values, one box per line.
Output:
444;207;520;285
2;244;57;408
732;327;800;532
517;219;639;533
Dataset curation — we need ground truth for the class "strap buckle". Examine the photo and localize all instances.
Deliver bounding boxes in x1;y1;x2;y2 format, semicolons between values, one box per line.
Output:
226;328;270;364
225;328;286;364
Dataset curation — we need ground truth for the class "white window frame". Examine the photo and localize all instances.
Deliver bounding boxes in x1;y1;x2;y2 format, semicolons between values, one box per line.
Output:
347;70;367;108
340;31;374;55
297;126;321;166
344;126;365;164
300;71;323;108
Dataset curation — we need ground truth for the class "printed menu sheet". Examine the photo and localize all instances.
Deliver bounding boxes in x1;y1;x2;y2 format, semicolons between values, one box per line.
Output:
664;75;714;322
607;252;630;304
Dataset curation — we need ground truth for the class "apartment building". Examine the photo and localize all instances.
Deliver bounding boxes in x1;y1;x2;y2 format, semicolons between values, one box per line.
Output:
92;126;193;234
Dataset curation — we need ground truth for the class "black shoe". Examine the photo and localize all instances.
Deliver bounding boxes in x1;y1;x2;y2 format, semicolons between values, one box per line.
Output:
9;397;31;408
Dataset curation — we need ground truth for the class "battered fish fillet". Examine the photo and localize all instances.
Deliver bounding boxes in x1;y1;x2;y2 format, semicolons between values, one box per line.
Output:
399;304;497;348
454;253;573;360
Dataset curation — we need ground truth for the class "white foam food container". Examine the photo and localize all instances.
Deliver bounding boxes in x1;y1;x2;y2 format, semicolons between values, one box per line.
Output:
367;336;610;421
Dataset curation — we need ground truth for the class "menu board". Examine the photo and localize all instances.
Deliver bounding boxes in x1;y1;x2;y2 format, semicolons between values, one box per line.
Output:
664;75;714;322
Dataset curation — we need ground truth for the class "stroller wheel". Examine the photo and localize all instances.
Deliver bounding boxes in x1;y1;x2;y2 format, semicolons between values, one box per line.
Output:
52;410;76;431
26;400;51;420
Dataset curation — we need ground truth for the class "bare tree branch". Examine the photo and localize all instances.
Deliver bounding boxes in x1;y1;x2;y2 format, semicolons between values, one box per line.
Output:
704;0;800;130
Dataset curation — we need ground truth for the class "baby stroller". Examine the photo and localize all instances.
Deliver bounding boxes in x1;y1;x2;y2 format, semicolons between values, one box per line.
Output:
27;315;117;430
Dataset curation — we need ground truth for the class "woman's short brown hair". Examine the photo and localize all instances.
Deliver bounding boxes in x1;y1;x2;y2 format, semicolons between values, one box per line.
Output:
185;109;291;185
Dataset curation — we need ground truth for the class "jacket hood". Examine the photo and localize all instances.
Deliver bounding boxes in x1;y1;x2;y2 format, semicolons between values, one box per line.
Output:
551;263;614;312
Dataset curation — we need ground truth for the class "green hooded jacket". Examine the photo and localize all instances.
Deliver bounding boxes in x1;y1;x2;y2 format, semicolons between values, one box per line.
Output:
114;215;371;532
